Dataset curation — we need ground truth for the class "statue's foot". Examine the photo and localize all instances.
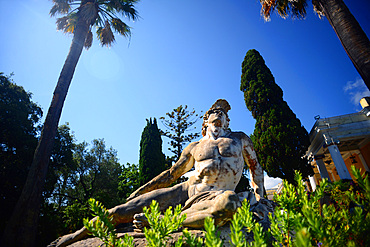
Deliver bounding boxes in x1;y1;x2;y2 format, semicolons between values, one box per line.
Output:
47;237;61;247
251;198;276;220
47;233;77;247
133;212;149;231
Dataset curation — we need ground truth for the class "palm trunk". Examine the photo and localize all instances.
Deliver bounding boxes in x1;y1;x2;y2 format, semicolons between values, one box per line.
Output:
318;0;370;89
2;18;89;247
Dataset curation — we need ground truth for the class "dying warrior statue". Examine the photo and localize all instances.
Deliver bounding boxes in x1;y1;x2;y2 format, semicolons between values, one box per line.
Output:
51;99;266;246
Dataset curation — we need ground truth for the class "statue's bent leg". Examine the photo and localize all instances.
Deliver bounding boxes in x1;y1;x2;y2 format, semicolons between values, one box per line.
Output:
182;190;240;229
110;182;189;224
52;183;189;247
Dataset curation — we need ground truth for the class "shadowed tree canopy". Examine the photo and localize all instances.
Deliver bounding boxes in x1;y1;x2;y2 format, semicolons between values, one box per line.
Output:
66;138;123;208
38;132;124;245
241;49;314;184
38;124;76;246
3;1;140;246
160;105;202;164
0;73;42;234
258;0;370;90
139;118;166;186
118;163;140;201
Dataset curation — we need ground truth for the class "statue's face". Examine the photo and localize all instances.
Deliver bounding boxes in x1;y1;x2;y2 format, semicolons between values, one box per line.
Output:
207;109;227;129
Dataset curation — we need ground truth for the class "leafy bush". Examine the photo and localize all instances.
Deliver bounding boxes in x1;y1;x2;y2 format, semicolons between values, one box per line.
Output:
84;166;369;246
142;200;186;247
228;165;369;246
84;198;134;247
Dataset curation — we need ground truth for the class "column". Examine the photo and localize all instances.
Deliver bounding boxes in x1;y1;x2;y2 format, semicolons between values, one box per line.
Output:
327;145;352;180
329;170;337;182
309;176;317;191
315;158;332;182
357;152;370;171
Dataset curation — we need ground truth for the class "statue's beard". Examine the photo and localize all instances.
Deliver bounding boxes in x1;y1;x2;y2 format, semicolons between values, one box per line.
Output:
207;124;225;138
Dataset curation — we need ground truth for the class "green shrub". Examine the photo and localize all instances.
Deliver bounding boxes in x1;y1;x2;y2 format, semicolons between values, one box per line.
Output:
143;200;186;247
83;198;134;247
84;166;369;246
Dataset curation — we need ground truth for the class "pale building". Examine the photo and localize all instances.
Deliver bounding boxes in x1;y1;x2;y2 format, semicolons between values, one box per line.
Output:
266;183;283;200
305;97;370;191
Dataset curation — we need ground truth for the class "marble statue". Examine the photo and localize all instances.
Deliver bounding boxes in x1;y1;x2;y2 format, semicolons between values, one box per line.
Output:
50;99;264;247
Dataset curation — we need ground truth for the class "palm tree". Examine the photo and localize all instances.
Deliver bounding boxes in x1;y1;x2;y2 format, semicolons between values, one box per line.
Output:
259;0;370;90
2;1;139;246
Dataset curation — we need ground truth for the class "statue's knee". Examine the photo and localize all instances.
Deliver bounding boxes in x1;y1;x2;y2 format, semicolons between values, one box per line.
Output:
208;191;240;227
223;192;241;211
211;191;240;215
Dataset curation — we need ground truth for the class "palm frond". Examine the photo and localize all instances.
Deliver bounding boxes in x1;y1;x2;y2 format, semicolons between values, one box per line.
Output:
260;0;307;21
56;16;69;30
97;21;115;46
51;0;74;3
113;1;140;21
111;18;131;37
56;13;78;33
84;29;93;49
79;2;98;24
260;0;277;21
289;0;307;19
95;14;105;27
312;0;324;18
276;0;291;19
51;0;139;46
50;0;72;16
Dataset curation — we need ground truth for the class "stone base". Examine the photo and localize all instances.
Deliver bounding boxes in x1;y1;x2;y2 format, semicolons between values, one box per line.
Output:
67;197;276;247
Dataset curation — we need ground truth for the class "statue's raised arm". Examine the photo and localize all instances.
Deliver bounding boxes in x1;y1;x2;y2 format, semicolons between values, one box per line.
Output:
241;134;264;201
126;143;196;202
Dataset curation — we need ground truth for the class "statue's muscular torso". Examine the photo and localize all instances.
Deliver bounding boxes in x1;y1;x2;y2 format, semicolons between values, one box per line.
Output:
187;131;247;197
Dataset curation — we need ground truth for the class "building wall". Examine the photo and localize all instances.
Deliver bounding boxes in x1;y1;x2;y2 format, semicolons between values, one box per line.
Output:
328;167;340;181
360;142;370;167
343;153;366;179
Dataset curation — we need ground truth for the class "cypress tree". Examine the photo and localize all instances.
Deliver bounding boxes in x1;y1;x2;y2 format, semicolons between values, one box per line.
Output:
240;49;313;184
139;118;166;186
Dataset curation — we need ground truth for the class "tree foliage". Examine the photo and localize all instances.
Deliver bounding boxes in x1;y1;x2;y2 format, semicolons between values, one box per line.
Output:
0;73;42;233
38;127;126;245
160;105;201;163
0;105;139;246
43;124;76;204
65;139;124;208
240;49;313;184
118;163;140;201
139;118;166;186
4;2;140;246
0;76;140;245
50;0;140;48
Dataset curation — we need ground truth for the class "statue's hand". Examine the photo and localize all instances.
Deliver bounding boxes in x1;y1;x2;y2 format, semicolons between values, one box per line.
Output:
133;213;149;230
126;190;141;202
126;193;137;202
254;192;261;202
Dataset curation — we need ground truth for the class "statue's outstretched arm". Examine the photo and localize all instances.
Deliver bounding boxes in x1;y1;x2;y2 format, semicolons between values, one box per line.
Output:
241;134;264;201
126;143;196;202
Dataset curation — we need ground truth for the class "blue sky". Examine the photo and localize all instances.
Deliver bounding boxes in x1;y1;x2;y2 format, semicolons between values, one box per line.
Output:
1;0;369;188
